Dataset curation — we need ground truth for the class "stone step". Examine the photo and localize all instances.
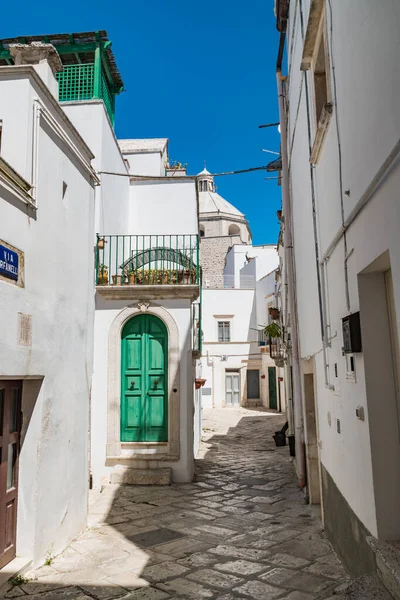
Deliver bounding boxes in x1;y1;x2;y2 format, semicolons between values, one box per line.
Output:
367;536;400;600
110;465;172;485
331;574;393;599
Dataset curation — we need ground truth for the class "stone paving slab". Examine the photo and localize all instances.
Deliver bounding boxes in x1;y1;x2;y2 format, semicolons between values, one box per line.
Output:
2;408;358;600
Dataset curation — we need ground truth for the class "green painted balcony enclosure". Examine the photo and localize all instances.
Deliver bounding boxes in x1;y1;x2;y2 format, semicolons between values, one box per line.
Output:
0;31;124;125
96;234;200;287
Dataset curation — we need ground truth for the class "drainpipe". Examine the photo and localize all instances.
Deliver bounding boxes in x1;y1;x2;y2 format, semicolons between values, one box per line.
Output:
276;33;307;489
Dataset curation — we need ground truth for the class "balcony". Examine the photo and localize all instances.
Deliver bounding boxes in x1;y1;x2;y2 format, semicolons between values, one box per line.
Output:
95;234;200;301
269;336;285;367
56;64;115;123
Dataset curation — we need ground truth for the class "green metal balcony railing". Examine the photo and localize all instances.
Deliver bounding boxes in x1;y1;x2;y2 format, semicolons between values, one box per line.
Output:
56;64;115;123
95;234;200;287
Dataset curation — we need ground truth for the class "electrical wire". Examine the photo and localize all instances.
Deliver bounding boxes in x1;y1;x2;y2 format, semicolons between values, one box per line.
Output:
98;165;271;179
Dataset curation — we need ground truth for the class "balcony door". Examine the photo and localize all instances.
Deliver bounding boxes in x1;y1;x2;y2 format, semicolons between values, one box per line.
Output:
0;381;22;569
121;315;168;442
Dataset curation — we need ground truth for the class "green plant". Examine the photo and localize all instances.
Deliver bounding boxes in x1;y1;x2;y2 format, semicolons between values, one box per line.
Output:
264;322;282;338
97;263;108;271
9;574;30;587
168;160;188;170
45;547;55;566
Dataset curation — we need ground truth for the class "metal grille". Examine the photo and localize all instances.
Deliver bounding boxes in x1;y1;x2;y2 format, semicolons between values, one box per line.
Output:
101;70;115;123
56;64;94;102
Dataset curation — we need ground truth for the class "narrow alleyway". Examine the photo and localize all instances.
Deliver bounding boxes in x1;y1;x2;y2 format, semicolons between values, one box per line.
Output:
3;408;380;600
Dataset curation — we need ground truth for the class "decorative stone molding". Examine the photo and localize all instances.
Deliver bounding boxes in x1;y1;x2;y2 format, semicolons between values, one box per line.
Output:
137;301;150;312
96;284;199;301
106;305;180;464
9;42;63;73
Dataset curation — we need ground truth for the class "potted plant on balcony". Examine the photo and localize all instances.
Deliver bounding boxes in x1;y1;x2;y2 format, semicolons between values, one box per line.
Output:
195;378;207;390
148;269;157;284
112;271;123;285
97;264;108;285
127;270;137;284
269;307;280;320
97;237;106;250
264;322;282;339
177;269;184;284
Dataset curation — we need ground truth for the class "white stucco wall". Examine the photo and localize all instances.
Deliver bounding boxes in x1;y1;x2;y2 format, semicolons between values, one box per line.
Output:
124;152;164;176
286;0;400;539
129;179;198;235
91;298;194;485
0;69;95;565
62;101;131;235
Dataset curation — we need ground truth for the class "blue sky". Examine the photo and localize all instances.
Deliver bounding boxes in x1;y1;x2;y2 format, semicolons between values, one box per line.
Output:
2;0;282;244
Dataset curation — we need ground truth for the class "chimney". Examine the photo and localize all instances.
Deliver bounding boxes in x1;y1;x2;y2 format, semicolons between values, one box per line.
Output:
9;42;63;99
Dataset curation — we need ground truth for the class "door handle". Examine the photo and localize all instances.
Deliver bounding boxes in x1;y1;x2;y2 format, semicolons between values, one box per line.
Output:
130;381;135;390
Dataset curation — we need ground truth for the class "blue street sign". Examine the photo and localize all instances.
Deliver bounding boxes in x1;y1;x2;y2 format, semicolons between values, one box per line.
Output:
0;244;18;281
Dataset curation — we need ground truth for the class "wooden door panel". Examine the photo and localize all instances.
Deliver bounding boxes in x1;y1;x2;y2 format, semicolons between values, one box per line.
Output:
268;367;277;410
5;500;15;548
232;374;240;406
148;396;166;428
125;338;142;371
225;374;233;406
121;315;168;443
0;381;21;569
247;370;260;399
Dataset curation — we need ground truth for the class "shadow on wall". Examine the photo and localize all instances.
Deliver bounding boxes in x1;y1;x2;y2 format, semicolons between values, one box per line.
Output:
2;412;294;598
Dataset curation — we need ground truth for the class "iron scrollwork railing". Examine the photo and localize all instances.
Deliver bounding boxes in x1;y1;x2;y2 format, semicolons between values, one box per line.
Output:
95;234;200;286
269;336;285;367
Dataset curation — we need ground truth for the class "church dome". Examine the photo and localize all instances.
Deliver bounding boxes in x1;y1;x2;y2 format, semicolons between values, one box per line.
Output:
197;168;244;218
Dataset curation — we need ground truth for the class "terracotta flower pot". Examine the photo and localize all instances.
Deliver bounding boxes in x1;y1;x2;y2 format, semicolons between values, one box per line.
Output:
195;378;207;390
269;308;280;320
112;274;123;285
128;273;137;284
97;272;108;285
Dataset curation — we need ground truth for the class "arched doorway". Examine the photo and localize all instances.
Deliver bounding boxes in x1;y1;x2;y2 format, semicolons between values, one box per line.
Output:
121;314;168;442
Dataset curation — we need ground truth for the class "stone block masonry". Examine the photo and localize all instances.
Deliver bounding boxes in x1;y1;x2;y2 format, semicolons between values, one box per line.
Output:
200;236;238;289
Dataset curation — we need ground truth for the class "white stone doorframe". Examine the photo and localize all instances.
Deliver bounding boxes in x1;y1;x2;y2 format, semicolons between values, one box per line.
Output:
106;304;180;463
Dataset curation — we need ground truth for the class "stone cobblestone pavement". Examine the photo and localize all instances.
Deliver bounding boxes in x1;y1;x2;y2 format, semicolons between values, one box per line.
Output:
2;408;354;600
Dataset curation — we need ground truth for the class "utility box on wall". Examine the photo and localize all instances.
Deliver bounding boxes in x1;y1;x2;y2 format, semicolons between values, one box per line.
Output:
342;312;362;353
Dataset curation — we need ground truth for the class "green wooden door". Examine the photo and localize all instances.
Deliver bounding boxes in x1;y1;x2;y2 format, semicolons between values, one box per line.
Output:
121;314;168;442
268;367;277;410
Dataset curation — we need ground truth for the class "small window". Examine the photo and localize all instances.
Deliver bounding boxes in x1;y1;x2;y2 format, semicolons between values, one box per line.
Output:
313;26;328;125
229;224;240;236
218;321;231;343
301;1;332;164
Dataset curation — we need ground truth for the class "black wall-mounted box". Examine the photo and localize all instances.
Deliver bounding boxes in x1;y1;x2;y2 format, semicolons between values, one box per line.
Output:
342;312;362;354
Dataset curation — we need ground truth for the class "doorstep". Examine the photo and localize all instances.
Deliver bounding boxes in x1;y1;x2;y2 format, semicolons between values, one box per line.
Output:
0;556;32;590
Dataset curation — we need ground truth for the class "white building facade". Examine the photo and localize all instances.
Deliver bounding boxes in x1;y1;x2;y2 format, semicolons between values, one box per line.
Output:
198;170;281;409
0;30;202;573
0;42;97;569
275;0;400;576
